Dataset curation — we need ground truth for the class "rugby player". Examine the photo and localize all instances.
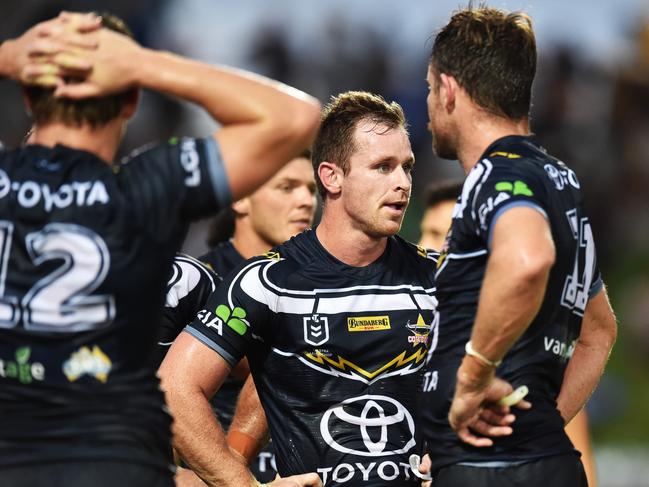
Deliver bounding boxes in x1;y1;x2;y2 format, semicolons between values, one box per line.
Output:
420;6;617;486
417;180;600;485
0;12;320;487
160;91;439;486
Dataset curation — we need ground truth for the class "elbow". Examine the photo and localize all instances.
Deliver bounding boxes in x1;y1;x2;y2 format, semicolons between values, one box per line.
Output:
287;96;322;148
272;95;321;150
513;246;555;288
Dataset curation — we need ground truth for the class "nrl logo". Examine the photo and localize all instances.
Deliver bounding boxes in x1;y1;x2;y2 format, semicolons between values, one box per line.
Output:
304;314;329;346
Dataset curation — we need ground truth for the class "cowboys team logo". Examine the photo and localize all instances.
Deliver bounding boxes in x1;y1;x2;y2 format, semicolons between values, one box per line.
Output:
304;314;329;346
406;314;430;346
320;394;416;457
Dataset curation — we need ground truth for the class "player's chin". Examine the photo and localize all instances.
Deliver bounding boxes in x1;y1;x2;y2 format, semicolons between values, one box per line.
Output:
375;218;403;237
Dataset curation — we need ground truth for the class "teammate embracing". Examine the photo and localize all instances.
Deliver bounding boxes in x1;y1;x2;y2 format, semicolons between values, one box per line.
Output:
160;91;438;486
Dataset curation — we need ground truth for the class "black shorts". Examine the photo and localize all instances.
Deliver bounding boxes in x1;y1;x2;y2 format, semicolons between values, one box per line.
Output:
0;460;174;487
433;454;588;487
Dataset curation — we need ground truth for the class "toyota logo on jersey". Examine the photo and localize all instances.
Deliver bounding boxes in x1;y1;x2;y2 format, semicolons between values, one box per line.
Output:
320;394;416;457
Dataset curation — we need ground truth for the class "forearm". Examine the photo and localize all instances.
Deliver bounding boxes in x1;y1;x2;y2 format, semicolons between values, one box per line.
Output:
134;48;318;127
556;337;612;423
168;386;258;487
159;333;259;487
227;375;269;464
557;288;616;423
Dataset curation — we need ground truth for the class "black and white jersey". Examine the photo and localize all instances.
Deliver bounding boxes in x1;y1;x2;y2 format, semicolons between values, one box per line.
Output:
201;240;245;280
0;137;230;470
421;135;602;471
186;230;438;486
156;253;220;365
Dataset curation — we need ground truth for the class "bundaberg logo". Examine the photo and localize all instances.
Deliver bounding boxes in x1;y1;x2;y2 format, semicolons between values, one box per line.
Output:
347;316;391;332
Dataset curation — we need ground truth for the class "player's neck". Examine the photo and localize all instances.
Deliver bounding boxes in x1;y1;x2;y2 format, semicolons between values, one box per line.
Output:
231;226;274;259
457;113;530;174
28;121;123;164
316;212;387;267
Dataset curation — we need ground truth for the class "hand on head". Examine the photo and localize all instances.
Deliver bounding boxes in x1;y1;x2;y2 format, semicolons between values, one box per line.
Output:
17;11;143;99
16;12;101;87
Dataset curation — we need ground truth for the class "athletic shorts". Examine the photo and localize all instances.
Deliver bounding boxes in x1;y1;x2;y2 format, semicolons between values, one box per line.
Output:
0;460;175;487
433;453;588;487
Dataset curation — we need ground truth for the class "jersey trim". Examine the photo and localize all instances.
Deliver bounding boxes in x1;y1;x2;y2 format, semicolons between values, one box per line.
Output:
588;277;604;299
238;261;435;314
183;327;237;367
487;200;548;248
204;136;232;209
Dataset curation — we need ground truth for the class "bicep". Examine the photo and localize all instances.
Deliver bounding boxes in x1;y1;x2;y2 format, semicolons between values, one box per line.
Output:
159;330;232;400
490;206;555;266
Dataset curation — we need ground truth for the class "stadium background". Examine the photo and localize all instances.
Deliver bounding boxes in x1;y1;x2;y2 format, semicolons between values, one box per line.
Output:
1;1;648;485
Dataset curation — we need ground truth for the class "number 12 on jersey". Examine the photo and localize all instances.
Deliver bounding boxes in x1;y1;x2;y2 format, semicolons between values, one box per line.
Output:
0;221;115;332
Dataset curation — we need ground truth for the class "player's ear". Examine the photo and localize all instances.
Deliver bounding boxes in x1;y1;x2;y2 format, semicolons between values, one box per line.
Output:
21;87;34;117
318;161;342;196
439;73;456;113
232;197;251;216
121;88;141;120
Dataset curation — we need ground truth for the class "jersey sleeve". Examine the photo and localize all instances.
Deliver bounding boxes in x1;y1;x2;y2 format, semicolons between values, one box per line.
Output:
118;136;231;236
184;258;272;367
155;254;220;365
471;159;548;246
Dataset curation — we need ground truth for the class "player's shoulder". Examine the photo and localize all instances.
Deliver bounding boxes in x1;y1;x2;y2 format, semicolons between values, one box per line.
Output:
391;235;439;265
483;136;560;177
168;253;220;291
226;232;310;288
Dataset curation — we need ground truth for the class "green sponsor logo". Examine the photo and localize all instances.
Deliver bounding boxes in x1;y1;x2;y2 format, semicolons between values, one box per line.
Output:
215;304;249;336
495;180;534;196
168;136;179;145
0;347;45;384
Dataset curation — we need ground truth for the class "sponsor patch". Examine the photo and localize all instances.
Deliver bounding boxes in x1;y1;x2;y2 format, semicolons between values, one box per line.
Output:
0;347;45;384
215;304;249;336
63;345;112;383
347;316;391;332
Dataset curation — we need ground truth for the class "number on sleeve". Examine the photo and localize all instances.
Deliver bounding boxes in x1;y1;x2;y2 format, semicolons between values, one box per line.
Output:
560;209;595;316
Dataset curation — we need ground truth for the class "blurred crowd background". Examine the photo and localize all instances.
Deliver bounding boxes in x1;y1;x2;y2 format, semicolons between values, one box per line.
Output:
1;1;648;485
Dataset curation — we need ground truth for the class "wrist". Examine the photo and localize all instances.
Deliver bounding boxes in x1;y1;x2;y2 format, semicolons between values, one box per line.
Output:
227;429;261;465
128;45;153;87
0;39;18;79
465;340;501;368
456;354;495;391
